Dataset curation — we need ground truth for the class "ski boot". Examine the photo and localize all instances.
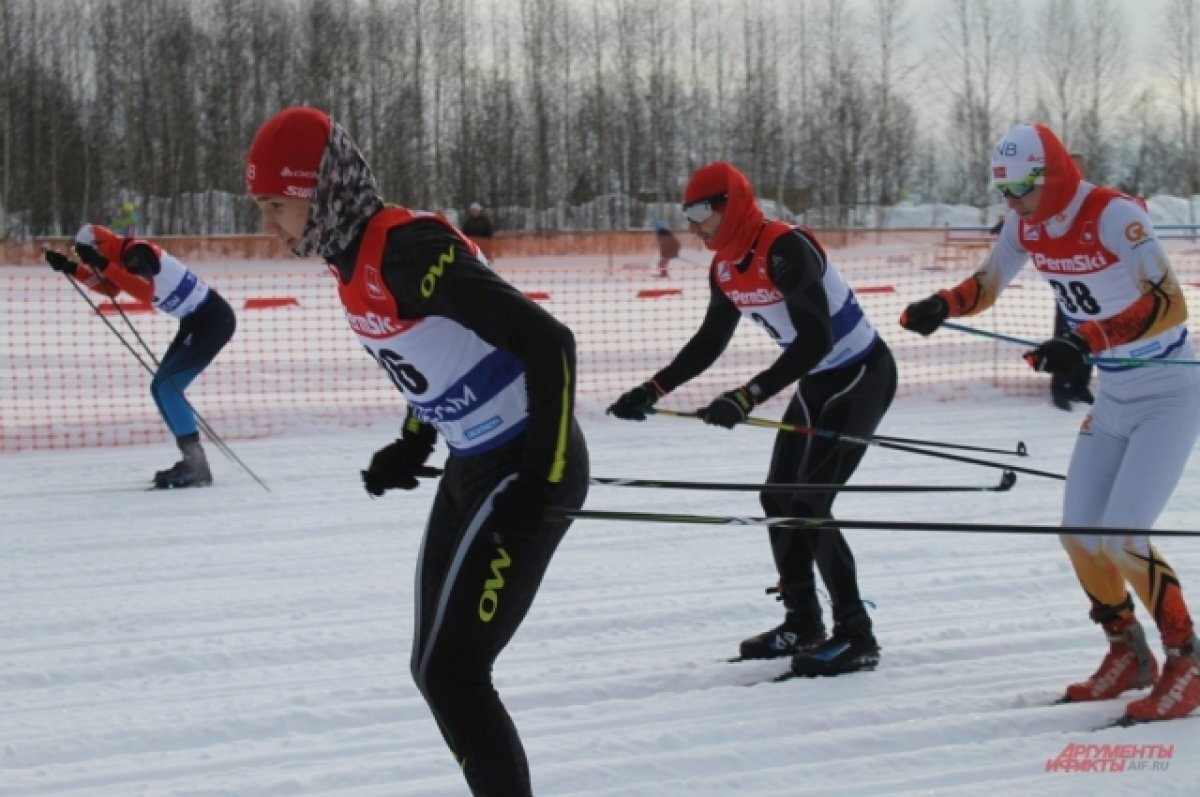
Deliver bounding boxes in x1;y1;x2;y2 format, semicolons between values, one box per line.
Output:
1125;637;1200;721
153;433;213;489
738;591;826;660
790;609;880;677
1063;616;1157;702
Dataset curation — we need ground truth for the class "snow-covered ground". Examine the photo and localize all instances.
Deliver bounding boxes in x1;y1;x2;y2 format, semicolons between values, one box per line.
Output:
3;394;1198;796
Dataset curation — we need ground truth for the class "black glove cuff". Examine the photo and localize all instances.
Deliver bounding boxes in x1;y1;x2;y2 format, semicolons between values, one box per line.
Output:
1064;329;1090;353
74;243;109;270
401;422;436;466
43;249;79;276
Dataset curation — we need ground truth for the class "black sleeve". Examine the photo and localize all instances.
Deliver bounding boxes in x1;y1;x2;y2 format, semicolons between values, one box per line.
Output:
379;220;577;486
744;231;833;400
651;271;741;393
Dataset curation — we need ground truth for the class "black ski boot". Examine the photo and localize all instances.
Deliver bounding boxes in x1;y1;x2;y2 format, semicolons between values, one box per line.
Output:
790;609;880;676
153;433;213;489
738;592;827;660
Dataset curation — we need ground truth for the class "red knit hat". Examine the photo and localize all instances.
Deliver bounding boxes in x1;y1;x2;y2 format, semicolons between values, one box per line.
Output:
683;162;731;206
245;107;331;198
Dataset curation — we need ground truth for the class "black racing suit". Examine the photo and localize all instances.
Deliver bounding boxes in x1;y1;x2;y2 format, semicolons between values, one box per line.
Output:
330;218;589;797
651;228;896;624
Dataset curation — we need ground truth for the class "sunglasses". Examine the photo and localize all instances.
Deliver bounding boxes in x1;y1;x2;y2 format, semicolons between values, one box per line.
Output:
995;174;1041;200
682;193;728;224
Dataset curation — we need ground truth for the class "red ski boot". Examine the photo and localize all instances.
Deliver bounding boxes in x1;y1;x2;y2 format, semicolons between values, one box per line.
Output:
1063;617;1158;702
1125;639;1200;721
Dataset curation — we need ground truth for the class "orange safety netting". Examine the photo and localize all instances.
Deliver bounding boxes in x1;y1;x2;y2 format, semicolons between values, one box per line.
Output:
6;241;1200;452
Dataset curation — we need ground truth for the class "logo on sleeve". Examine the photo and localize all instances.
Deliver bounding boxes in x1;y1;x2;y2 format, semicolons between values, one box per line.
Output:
365;265;384;299
1125;222;1147;243
421;245;455;298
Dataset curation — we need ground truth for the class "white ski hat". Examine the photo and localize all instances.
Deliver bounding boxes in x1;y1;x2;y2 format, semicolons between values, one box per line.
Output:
990;124;1046;186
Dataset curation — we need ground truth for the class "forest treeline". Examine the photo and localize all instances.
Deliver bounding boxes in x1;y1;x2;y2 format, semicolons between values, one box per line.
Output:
3;0;1199;237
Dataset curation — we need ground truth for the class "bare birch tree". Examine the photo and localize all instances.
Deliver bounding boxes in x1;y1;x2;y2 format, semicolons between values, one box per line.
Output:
934;0;1020;212
1163;0;1200;212
0;0;1193;236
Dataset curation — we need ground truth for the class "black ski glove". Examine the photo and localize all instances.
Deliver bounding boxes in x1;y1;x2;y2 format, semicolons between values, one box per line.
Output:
699;386;756;429
607;381;663;421
490;476;552;544
899;294;950;336
1024;331;1090;374
43;248;79;276
361;420;436;497
74;242;109;271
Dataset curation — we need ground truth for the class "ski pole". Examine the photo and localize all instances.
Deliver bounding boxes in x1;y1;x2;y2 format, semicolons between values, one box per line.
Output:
58;266;270;492
941;321;1038;348
413;466;1017;493
550;507;1200;538
649;408;1063;480
649;407;1025;457
942;321;1200;367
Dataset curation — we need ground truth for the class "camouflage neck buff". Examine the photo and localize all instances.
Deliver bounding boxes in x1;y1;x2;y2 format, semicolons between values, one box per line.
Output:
293;121;384;259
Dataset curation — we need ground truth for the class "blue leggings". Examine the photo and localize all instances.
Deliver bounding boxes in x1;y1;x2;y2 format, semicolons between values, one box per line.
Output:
151;292;236;438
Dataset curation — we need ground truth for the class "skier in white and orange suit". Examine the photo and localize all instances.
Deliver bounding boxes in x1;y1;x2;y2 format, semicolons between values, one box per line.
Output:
902;122;1200;722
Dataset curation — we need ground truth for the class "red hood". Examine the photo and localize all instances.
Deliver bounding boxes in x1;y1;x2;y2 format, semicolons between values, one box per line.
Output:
1030;124;1081;224
686;162;765;263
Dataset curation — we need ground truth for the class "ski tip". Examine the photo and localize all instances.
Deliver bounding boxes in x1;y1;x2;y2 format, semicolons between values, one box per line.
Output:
740;669;800;686
1016;441;1028;457
1094;714;1141;731
1090;713;1179;731
998;470;1017;490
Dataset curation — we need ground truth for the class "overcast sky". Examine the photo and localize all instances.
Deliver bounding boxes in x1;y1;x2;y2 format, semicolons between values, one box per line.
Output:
908;0;1163;74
